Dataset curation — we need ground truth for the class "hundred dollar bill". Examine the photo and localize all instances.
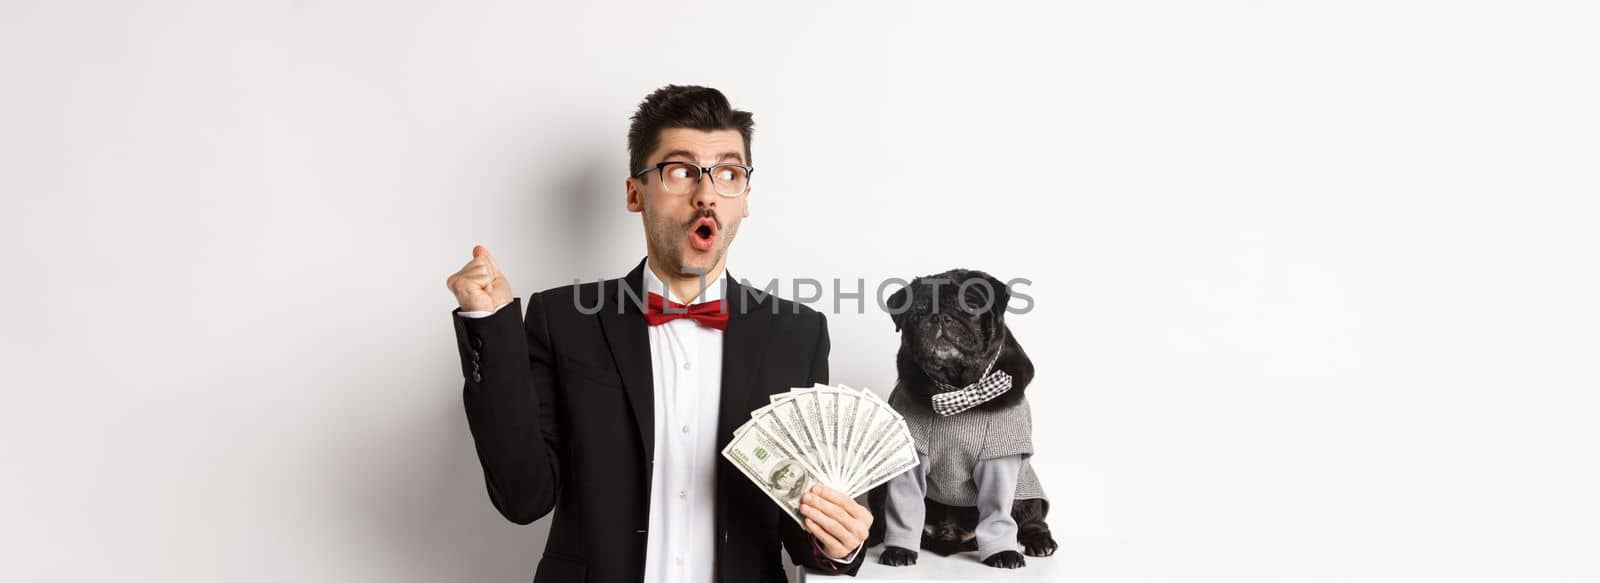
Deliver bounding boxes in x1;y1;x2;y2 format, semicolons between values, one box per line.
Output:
787;389;822;480
838;387;875;490
843;398;905;492
754;408;843;491
768;396;830;485
833;387;857;477
734;384;919;504
809;388;838;483
849;433;919;498
825;386;852;486
722;419;822;526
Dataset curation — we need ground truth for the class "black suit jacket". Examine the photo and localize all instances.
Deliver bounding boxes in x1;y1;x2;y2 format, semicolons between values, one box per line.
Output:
451;258;866;582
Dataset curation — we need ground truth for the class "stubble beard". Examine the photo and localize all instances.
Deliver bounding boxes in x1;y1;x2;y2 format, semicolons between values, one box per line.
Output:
643;204;738;279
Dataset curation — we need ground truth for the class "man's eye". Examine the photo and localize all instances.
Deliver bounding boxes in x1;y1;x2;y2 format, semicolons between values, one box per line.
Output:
668;167;690;179
716;169;734;181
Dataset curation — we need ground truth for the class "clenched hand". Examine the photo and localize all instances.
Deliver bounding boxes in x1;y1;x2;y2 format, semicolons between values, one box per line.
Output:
446;245;514;312
801;484;873;560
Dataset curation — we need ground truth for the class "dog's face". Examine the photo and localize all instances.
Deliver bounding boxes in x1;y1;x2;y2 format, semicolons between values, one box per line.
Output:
888;269;1010;391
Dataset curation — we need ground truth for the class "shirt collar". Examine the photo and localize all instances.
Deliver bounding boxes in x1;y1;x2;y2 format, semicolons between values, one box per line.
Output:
642;261;727;305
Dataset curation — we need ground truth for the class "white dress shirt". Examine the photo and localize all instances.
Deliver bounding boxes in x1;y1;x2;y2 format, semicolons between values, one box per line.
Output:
636;265;724;583
460;265;858;581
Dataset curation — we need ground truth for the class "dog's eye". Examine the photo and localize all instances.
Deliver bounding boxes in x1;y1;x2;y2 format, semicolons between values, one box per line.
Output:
961;289;993;312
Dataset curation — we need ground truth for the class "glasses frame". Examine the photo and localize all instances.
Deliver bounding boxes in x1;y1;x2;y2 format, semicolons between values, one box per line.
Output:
631;161;755;197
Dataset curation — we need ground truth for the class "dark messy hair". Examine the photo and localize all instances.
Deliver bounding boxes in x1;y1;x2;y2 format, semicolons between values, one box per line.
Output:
627;85;754;179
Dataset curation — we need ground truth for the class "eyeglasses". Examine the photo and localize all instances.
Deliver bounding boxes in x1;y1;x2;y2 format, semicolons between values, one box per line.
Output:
631;161;754;197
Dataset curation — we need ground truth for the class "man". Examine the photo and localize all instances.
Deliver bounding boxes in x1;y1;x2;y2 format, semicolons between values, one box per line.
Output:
444;85;871;582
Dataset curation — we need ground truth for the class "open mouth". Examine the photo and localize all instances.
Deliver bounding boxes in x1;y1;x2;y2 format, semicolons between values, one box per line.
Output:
689;216;718;251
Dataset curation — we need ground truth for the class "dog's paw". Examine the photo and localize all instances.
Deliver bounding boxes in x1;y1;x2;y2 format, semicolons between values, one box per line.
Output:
982;550;1026;568
1021;531;1058;557
878;546;918;566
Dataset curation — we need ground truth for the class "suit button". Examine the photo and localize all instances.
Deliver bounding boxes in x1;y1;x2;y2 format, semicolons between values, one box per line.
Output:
471;349;481;360
471;371;482;382
470;335;484;349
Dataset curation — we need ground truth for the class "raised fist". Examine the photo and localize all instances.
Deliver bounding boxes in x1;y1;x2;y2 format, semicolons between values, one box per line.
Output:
446;245;514;312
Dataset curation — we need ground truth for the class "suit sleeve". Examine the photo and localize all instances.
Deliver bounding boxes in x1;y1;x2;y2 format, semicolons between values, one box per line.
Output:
452;294;562;525
779;312;868;575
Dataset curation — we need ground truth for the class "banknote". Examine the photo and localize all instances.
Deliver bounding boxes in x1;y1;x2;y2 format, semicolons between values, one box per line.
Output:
722;421;822;526
726;383;919;506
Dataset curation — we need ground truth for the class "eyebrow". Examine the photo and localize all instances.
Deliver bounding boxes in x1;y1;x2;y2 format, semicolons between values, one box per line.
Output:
658;150;745;165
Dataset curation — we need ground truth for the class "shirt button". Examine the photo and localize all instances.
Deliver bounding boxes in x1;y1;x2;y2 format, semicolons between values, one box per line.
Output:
681;424;690;433
679;490;688;499
682;361;692;370
675;556;684;566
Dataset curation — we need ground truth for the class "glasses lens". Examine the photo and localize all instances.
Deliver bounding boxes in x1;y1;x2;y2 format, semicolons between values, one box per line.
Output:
710;164;750;196
660;162;699;193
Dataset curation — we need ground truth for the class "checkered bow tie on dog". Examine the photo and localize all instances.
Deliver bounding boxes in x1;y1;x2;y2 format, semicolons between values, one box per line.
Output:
928;351;1014;416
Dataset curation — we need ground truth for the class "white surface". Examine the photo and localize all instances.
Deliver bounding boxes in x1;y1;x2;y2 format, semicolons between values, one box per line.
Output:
797;540;1168;583
4;1;1599;582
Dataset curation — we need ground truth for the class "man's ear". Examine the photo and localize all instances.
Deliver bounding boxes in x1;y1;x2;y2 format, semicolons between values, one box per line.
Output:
887;283;912;333
625;177;643;213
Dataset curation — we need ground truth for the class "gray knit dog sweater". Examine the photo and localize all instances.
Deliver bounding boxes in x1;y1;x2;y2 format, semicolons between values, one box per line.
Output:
887;386;1047;507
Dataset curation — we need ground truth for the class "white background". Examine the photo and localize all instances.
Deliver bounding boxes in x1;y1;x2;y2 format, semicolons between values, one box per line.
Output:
3;1;1597;581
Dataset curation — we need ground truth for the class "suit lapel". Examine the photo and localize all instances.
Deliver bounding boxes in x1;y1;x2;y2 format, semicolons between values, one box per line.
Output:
598;262;777;476
597;259;655;477
717;273;775;450
715;272;774;582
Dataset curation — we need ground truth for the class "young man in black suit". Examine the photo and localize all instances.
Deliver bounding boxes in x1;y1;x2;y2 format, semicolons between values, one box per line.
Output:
444;85;871;582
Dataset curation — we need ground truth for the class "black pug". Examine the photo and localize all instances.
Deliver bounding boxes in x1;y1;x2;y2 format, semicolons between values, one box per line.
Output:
865;269;1058;568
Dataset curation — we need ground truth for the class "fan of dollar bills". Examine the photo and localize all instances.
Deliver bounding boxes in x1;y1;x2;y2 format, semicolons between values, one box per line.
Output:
721;383;919;526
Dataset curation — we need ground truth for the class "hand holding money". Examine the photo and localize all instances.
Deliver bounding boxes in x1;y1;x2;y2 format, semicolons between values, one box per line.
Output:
721;383;919;553
800;483;873;560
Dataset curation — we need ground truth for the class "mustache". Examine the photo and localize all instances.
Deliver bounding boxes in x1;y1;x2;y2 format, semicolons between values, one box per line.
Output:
684;209;722;230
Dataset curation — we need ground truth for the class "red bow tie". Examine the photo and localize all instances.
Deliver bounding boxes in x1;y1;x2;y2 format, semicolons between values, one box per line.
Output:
643;292;729;330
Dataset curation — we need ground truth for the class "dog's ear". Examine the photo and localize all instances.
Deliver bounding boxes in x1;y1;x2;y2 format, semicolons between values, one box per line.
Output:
984;272;1010;323
971;271;1010;339
887;282;913;333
